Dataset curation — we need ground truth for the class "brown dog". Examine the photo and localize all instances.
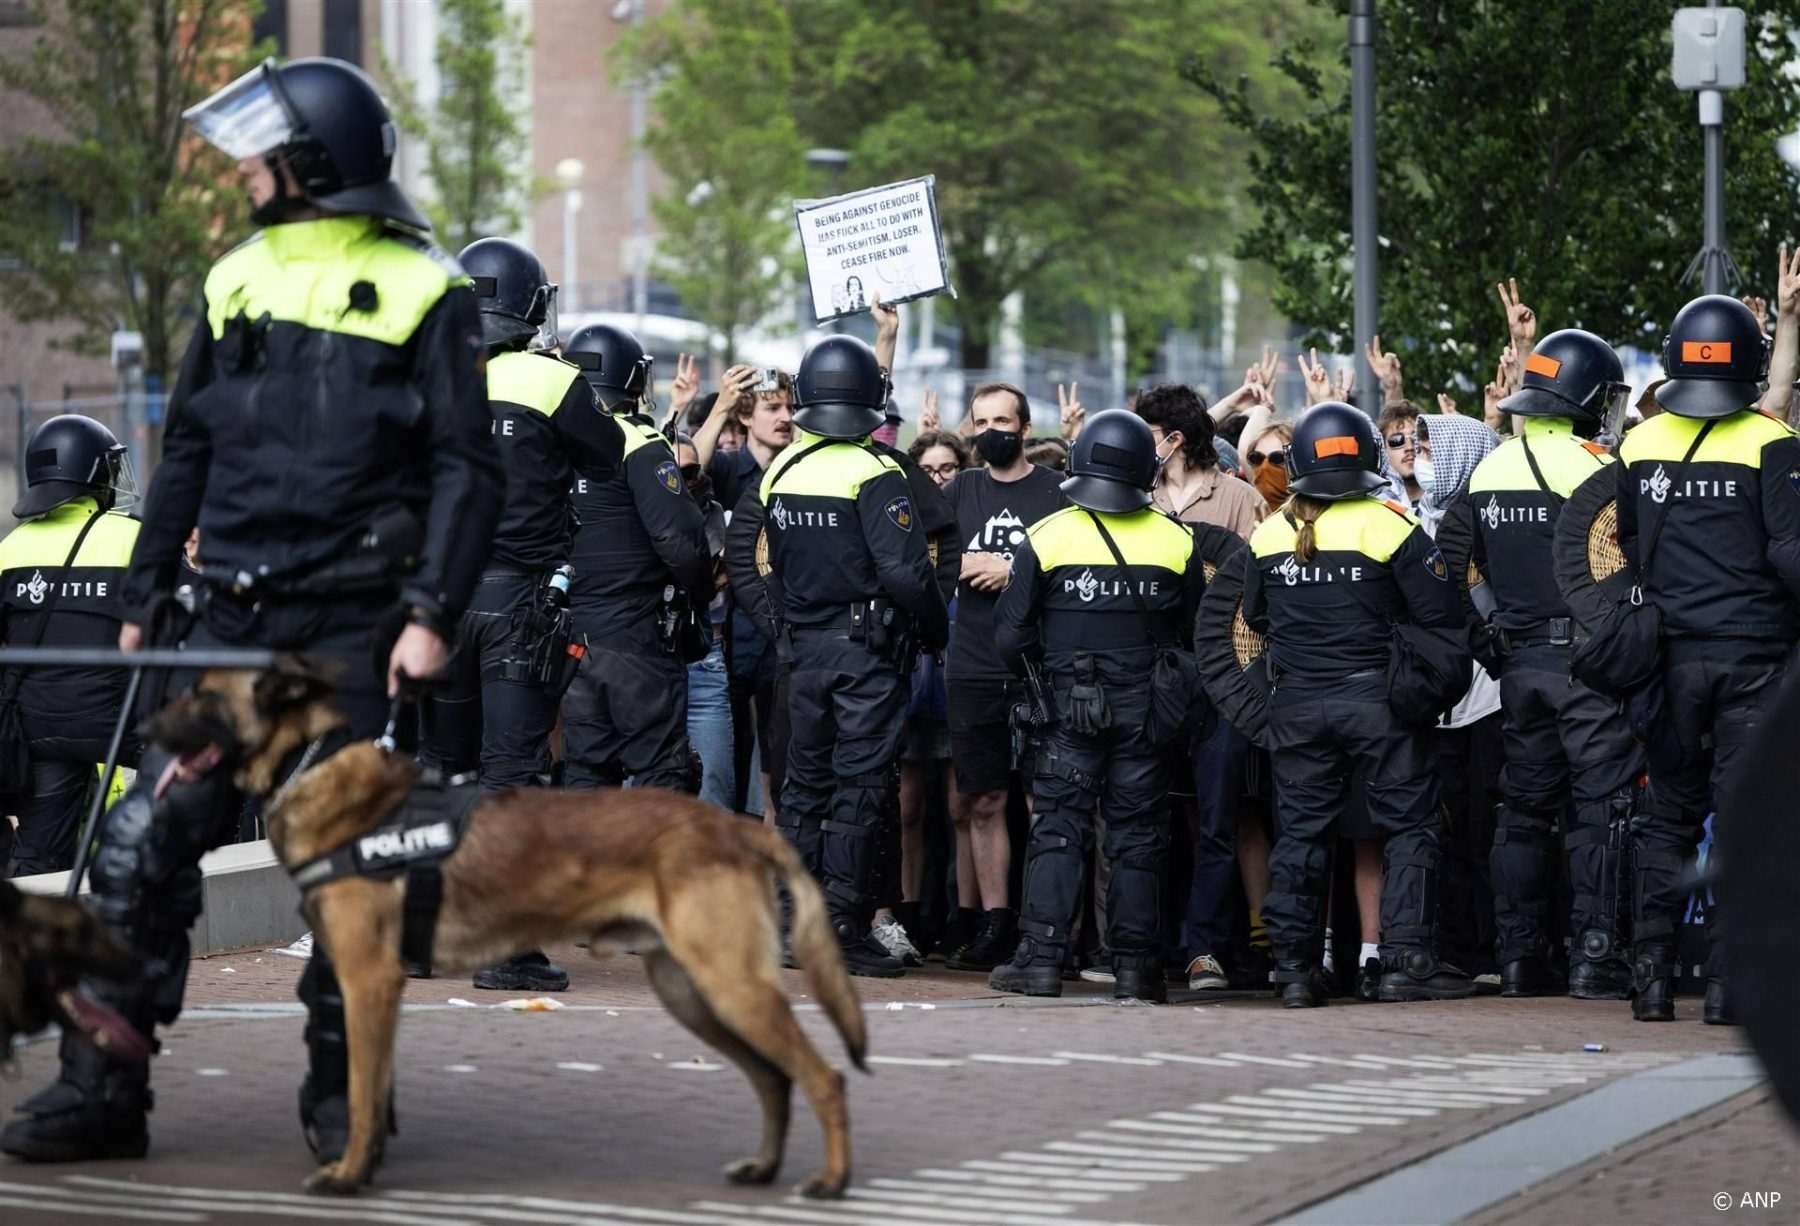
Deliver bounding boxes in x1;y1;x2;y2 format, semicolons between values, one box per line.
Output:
150;665;866;1198
0;878;148;1060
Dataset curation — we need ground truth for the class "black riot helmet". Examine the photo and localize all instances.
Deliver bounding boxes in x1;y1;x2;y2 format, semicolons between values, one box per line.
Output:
1286;401;1389;501
1655;294;1770;419
564;323;653;411
1061;409;1157;513
183;57;429;231
459;238;557;351
13;415;132;520
1499;329;1629;439
792;335;888;440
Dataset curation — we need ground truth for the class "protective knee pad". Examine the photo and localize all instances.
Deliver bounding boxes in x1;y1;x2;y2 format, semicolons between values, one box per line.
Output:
1383;831;1444;952
1104;845;1167;960
1018;805;1089;938
298;954;349;1101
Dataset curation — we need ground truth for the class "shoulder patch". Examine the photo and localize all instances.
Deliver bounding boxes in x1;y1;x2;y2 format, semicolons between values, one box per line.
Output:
654;459;683;493
885;495;914;532
1422;545;1449;581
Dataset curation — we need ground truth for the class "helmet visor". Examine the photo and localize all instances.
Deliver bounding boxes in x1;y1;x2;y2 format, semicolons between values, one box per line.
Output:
183;60;300;160
108;447;139;515
1593;381;1631;447
527;284;560;354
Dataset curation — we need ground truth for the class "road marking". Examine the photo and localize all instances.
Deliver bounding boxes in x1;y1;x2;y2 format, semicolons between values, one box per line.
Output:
865;1055;964;1067
1302;1083;1525;1107
1149;1109;1353;1136
1377;1077;1553;1095
1044;1140;1245;1165
869;1177;1108;1203
666;1060;724;1071
1052;1051;1165;1066
0;1191;204;1222
32;1180;540;1226
556;1061;603;1072
1109;1119;1327;1144
999;1150;1221;1175
968;1053;1072;1066
970;1158;1186;1182
444;1063;479;1073
194;1068;230;1076
1287;1054;1390;1070
916;1168;1150;1192
1255;1090;1438;1116
1223;1097;1409;1125
1078;1130;1278;1154
1142;1051;1243;1067
1183;1105;1365;1132
1349;1054;1460;1068
844;1186;1080;1214
760;1197;1148;1226
1215;1052;1309;1068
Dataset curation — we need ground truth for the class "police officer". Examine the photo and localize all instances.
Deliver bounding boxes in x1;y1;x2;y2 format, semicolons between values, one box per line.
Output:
1442;330;1643;999
419;237;618;992
988;409;1205;1003
0;416;140;876
560;322;712;792
759;334;948;977
1240;402;1471;1008
1;57;501;1165
1614;295;1800;1024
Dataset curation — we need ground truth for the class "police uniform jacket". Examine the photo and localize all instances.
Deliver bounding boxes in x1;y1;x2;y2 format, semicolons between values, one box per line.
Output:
995;505;1202;679
759;429;949;649
868;439;962;604
1615;408;1800;642
1458;417;1611;634
123;216;501;625
484;349;620;571
568;414;712;652
0;498;140;724
1243;496;1460;680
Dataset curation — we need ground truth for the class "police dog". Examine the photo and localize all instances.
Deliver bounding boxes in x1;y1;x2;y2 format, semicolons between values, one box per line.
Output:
149;663;866;1198
0;878;149;1061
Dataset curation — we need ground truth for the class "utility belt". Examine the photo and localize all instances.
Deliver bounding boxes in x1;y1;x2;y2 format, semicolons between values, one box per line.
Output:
1493;617;1574;654
493;567;584;696
847;598;920;673
658;583;711;663
210;505;425;602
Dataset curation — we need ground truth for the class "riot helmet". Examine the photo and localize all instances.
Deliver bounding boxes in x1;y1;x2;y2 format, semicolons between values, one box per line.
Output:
1499;329;1629;440
792;335;887;440
1655;294;1769;420
183;57;429;231
460;238;557;352
1061;409;1157;513
564;323;653;412
13;415;133;520
1287;401;1389;500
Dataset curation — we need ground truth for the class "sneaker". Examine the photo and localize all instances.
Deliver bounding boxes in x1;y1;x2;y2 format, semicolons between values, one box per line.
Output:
1186;954;1229;992
1473;971;1502;995
1078;965;1116;984
871;916;923;967
272;931;314;959
473;950;570;992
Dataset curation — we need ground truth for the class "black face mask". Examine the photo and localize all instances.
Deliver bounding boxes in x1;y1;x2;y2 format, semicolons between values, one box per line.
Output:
973;428;1024;467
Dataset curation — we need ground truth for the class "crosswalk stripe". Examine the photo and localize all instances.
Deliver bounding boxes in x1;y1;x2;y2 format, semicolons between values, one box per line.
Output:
1078;1129;1278;1154
865;1056;964;1067
1375;1077;1553;1095
1045;1140;1246;1165
1215;1052;1309;1068
999;1150;1222;1175
1301;1083;1525;1107
968;1053;1071;1066
1180;1105;1364;1133
844;1186;1079;1214
972;1158;1185;1182
1110;1119;1327;1144
1052;1051;1165;1066
0;1191;204;1223
1255;1089;1438;1116
1287;1054;1391;1070
869;1177;1107;1203
1223;1096;1408;1125
1349;1054;1461;1068
1142;1051;1243;1067
918;1168;1150;1192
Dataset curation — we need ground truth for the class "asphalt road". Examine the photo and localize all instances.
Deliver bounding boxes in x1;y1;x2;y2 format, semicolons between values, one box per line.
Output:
0;975;1758;1226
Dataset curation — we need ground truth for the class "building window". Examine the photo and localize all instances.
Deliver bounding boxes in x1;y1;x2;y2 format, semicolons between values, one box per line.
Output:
251;0;288;53
323;0;362;65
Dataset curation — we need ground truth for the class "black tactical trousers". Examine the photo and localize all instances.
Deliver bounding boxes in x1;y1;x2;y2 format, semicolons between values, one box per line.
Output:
1636;644;1788;971
1015;684;1171;973
562;641;693;792
10;727;139;877
1492;646;1644;965
780;627;906;924
418;570;559;790
53;592;392;1135
1264;674;1444;965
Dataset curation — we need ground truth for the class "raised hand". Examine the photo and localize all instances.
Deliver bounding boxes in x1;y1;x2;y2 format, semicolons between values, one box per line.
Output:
1058;382;1085;441
1497;277;1538;351
1436;392;1458;415
1742;295;1770;336
1777;243;1800;320
1297;347;1333;405
1364;334;1403;399
1258;343;1280;393
919;387;940;433
670;352;701;418
715;364;756;418
1498;344;1522;396
870;290;900;344
1329;363;1356;403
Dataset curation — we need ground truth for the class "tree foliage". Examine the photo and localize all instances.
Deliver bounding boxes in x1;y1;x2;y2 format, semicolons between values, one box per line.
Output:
1189;0;1800;397
0;0;264;382
381;0;536;252
610;0;806;364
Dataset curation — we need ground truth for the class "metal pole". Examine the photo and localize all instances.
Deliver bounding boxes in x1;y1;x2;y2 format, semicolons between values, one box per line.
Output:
1349;0;1378;417
562;186;581;314
64;668;141;898
1701;89;1727;295
630;78;649;335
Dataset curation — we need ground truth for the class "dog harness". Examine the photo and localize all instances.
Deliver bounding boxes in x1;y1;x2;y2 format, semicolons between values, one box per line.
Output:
287;759;483;978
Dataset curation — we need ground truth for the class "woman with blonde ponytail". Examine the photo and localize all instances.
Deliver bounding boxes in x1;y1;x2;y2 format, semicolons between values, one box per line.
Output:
1241;401;1472;1009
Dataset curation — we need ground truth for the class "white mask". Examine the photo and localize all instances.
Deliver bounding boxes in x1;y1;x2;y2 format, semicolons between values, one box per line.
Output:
1414;457;1436;495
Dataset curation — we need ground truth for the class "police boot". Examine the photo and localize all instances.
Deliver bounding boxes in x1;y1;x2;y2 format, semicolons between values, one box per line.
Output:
1630;945;1677;1022
1703;977;1737;1026
0;1030;150;1162
933;906;984;962
1568;930;1633;1000
1499;955;1555;998
473;948;570;992
946;909;1017;972
1112;956;1166;1005
1378;950;1475;1002
988;920;1064;998
1273;959;1329;1009
832;912;904;979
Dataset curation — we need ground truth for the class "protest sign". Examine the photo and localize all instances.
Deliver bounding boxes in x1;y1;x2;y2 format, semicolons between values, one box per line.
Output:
794;176;953;324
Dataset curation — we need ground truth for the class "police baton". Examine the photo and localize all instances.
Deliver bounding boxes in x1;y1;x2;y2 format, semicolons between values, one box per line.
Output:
0;646;281;897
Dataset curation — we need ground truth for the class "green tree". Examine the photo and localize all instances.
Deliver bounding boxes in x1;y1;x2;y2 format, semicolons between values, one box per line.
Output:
611;0;806;363
1190;0;1800;398
381;0;536;251
0;0;265;383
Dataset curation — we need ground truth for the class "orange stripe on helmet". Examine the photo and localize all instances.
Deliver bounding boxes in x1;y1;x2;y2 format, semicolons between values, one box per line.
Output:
1313;435;1360;459
1525;352;1562;379
1681;340;1733;364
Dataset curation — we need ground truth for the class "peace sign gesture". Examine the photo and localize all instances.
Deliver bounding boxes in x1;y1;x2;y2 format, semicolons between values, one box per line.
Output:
919;388;941;434
1296;347;1333;405
669;352;701;418
1058;382;1085;441
1777;243;1800;321
1364;334;1403;403
1496;278;1538;351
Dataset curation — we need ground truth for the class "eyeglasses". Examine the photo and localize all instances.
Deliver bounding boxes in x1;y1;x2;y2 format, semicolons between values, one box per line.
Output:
1386;432;1416;450
1247;449;1286;467
921;464;962;480
680;463;703;483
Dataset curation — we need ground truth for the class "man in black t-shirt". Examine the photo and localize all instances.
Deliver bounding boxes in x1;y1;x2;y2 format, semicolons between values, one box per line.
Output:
941;382;1068;970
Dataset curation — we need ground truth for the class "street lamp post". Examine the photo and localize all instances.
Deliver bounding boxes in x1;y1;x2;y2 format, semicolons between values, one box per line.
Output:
1349;0;1378;418
555;157;584;315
